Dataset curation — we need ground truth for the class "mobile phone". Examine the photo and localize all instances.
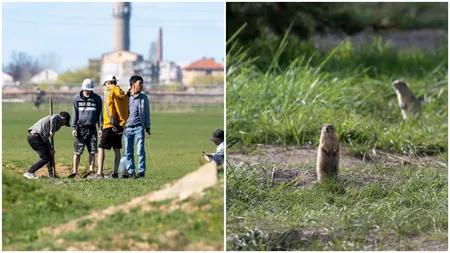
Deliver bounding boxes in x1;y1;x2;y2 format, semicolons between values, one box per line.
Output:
202;151;207;155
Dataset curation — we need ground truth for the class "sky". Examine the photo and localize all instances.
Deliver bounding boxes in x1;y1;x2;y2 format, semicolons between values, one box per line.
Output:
2;2;224;72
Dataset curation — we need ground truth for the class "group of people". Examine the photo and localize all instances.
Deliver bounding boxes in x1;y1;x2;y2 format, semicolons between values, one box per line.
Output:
24;75;151;179
24;75;225;180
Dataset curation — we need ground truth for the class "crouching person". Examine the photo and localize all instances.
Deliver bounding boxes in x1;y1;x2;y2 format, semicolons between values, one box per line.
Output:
24;112;71;179
203;129;224;166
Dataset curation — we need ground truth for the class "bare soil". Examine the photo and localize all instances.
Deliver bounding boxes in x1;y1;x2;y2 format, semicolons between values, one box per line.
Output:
227;145;446;186
228;145;366;169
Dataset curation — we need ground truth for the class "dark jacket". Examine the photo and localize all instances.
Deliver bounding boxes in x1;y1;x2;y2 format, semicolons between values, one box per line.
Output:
72;91;102;129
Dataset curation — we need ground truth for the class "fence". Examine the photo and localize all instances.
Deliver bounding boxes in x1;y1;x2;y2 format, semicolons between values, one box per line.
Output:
2;87;224;106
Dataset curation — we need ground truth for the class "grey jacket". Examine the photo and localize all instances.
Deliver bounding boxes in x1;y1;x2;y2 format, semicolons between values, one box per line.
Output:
72;91;102;129
28;115;63;150
127;90;151;130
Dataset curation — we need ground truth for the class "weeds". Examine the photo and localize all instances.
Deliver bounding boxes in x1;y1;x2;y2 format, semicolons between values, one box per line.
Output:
227;32;447;157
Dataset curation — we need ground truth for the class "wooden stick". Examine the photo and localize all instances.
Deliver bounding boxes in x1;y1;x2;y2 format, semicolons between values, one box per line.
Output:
49;99;56;177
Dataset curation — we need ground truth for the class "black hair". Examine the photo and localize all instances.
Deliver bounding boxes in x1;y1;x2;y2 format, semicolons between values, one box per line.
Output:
129;75;144;87
212;129;224;141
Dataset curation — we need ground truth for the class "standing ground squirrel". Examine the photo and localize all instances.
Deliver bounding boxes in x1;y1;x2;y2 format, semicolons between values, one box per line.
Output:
392;80;421;121
317;124;340;182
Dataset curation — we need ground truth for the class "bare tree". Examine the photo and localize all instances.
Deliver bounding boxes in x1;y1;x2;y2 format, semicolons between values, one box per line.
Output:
3;51;42;82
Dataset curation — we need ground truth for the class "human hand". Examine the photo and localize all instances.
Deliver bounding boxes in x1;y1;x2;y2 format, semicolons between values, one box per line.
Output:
72;130;77;137
50;149;55;155
203;154;211;162
49;131;54;137
146;129;151;138
98;130;102;138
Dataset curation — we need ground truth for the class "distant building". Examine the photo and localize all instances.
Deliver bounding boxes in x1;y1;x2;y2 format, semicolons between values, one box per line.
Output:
30;69;59;84
182;57;224;85
2;72;15;86
100;50;143;90
3;72;13;82
159;61;182;85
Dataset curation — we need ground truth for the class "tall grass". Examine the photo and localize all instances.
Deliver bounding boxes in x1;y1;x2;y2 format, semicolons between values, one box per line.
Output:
226;33;448;156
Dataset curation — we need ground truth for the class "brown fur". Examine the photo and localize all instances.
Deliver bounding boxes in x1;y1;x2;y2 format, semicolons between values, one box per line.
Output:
317;124;340;182
392;80;421;121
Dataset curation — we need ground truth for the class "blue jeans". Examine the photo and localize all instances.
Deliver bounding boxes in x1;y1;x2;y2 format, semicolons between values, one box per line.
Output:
124;125;146;175
211;154;224;166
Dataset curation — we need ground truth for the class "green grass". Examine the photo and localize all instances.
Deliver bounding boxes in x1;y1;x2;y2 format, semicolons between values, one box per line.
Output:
11;179;224;251
226;163;448;250
226;33;448;250
227;38;448;157
2;103;224;250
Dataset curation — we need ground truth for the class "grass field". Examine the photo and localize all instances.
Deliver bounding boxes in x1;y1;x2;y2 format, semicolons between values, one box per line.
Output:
226;36;448;250
2;103;224;250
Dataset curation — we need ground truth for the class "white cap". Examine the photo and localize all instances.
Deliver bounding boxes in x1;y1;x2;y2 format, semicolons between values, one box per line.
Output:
102;75;118;85
81;79;94;91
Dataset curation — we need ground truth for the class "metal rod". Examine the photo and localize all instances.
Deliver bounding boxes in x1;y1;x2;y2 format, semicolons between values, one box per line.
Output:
49;99;56;177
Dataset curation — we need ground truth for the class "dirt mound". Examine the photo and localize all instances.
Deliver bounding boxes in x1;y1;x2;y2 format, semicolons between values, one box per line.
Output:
35;163;73;177
41;161;218;237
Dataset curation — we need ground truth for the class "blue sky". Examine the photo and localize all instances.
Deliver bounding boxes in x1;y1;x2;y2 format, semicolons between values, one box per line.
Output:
2;2;224;72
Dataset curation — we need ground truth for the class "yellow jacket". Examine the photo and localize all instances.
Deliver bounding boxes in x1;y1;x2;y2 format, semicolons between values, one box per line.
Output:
101;85;129;129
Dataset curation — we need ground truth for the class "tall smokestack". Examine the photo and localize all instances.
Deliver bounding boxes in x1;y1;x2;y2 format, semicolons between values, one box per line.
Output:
157;27;163;62
113;2;131;51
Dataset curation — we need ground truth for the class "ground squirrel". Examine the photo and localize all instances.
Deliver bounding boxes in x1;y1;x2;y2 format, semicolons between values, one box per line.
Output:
392;80;421;121
317;124;340;182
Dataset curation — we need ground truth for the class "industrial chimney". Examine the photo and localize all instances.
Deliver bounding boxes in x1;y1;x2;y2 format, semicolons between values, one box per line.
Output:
157;27;163;62
113;2;131;51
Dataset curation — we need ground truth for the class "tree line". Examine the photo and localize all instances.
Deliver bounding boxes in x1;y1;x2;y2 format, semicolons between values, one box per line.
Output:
226;2;448;45
3;51;99;84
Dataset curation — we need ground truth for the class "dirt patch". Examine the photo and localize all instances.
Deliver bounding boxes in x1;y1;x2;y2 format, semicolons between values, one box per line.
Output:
228;145;446;170
228;145;367;169
228;145;367;186
228;145;445;186
35;163;73;177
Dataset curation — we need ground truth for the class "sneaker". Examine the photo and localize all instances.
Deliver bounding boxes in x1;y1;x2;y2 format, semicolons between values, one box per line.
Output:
48;174;60;179
81;170;94;178
137;172;145;178
68;172;77;178
123;173;137;179
87;173;104;179
23;171;38;179
106;172;119;179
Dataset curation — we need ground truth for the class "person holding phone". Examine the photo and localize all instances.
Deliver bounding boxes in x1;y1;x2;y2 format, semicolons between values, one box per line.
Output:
203;129;224;166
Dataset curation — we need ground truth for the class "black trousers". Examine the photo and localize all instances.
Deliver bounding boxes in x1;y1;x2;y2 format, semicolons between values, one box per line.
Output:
27;134;54;176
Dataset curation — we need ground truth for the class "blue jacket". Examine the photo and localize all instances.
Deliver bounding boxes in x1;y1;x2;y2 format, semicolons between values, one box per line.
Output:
127;90;151;130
